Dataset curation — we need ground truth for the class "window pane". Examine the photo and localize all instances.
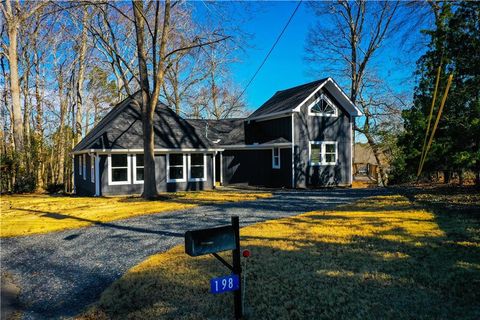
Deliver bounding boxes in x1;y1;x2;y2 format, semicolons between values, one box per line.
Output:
169;167;183;179
311;103;322;113
169;154;183;166
136;168;144;181
136;154;144;167
112;168;128;182
274;158;279;166
111;154;128;167
191;166;204;179
273;148;279;157
325;144;336;153
311;145;321;163
325;154;336;163
190;154;204;166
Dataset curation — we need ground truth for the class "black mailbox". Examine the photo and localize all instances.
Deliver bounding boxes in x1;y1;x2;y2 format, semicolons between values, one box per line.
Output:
185;225;236;257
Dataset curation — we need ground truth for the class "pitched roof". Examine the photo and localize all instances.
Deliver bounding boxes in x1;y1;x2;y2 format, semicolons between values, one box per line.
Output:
73;93;214;151
247;78;329;119
186;118;245;145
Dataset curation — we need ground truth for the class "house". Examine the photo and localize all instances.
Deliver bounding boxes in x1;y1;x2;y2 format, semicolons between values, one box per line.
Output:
72;78;362;196
353;143;389;181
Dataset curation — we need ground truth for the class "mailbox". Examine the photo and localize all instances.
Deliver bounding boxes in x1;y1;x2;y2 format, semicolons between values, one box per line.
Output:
185;225;236;257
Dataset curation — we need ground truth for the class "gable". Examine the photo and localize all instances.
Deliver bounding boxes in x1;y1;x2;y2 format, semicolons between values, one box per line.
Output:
73;93;213;151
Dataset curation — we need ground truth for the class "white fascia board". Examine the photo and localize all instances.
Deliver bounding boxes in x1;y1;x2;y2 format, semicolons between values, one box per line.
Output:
71;148;224;155
292;78;329;112
325;80;363;116
221;143;291;150
293;78;363;117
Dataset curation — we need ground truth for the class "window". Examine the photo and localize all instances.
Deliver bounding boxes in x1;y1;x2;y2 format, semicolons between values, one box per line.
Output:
167;153;186;182
189;154;206;181
79;155;82;175
108;154;131;185
308;94;337;117
133;154;144;184
90;155;95;183
310;141;337;166
82;154;86;179
272;148;280;169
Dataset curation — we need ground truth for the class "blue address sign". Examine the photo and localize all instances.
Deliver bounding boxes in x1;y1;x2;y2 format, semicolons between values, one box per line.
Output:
210;274;240;294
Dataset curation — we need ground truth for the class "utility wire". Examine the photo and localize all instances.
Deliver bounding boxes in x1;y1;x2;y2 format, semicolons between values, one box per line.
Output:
232;0;302;107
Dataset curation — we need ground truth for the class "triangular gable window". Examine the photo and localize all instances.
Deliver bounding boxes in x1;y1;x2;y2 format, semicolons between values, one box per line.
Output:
308;94;338;117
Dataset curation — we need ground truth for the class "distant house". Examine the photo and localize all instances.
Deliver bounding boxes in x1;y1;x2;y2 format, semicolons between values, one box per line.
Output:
353;143;389;181
72;78;362;196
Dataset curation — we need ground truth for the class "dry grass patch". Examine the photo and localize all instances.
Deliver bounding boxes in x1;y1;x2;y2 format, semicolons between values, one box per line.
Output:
0;190;271;237
79;191;480;320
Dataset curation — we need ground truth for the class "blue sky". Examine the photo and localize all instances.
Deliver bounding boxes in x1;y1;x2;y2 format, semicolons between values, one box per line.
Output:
194;1;426;113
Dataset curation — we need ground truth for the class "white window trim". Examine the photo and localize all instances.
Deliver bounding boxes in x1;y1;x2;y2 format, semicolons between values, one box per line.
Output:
133;154;144;184
108;154;131;185
82;154;86;179
188;153;207;182
309;141;338;166
78;155;82;175
167;153;186;183
90;155;95;183
272;147;281;169
307;94;338;117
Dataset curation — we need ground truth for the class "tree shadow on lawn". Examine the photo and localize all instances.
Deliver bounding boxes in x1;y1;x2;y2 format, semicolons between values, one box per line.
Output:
87;197;480;320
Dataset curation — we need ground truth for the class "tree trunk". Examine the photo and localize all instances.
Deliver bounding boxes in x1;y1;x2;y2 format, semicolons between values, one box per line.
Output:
7;23;24;154
75;8;89;144
133;0;157;199
33;35;44;190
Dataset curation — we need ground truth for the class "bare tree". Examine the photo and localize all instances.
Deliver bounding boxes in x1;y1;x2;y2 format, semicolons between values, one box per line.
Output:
1;0;47;155
305;0;415;185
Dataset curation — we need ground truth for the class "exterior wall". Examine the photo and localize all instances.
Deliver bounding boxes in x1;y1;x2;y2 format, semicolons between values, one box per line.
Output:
74;154;96;196
244;116;292;144
222;148;291;187
98;153;214;196
293;89;352;188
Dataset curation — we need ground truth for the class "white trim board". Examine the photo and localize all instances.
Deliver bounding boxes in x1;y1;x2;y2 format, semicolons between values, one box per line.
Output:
72;148;223;155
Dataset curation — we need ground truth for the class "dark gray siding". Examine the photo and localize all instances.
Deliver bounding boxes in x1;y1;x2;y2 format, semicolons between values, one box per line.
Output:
222;148;291;187
74;154;95;196
245;117;291;144
293;89;352;187
98;153;214;196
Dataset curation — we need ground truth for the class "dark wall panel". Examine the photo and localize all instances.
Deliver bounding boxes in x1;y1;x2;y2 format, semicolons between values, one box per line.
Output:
222;148;291;187
245;116;291;144
74;154;95;196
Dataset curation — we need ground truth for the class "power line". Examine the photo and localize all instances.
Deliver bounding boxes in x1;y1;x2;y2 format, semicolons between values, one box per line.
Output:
232;1;302;107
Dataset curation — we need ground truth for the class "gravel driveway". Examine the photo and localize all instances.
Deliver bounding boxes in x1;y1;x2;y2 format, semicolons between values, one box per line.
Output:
1;188;388;319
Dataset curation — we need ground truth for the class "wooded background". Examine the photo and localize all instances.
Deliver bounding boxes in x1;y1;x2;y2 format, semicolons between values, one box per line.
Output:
1;1;478;194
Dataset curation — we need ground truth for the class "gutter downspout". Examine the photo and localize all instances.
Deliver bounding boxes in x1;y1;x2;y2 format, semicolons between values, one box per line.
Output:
95;153;100;196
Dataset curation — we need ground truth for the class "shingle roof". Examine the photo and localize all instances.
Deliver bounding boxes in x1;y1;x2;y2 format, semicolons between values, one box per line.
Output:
247;78;329;119
73;93;214;151
186;118;245;145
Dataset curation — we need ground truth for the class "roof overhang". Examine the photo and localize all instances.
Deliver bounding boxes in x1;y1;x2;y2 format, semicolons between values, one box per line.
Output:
293;77;363;117
71;148;224;155
220;142;291;150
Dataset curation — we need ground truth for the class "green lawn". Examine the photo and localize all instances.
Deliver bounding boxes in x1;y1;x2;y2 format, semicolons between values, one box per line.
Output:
79;186;480;320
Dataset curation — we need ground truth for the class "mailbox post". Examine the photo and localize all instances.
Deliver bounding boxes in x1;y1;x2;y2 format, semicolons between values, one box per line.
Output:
185;216;243;319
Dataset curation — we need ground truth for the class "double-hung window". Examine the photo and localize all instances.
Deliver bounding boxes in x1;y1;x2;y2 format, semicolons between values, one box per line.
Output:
272;148;280;169
189;154;206;181
133;154;144;184
108;154;131;185
90;155;95;183
310;141;338;166
167;153;186;182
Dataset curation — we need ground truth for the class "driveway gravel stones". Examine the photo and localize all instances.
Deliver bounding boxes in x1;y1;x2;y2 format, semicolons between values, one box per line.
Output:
1;188;389;319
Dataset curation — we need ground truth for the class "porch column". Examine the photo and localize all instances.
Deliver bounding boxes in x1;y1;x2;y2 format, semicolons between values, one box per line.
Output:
220;151;223;186
95;153;100;196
